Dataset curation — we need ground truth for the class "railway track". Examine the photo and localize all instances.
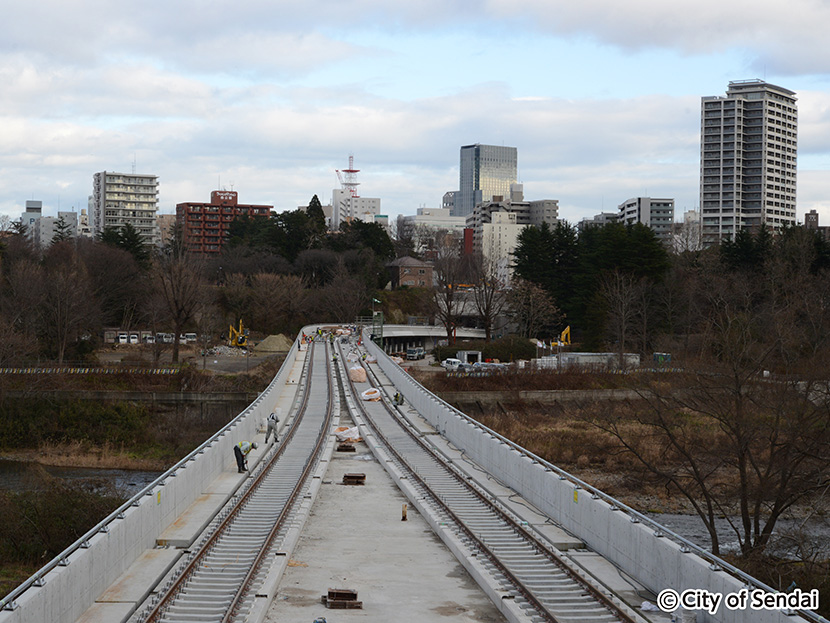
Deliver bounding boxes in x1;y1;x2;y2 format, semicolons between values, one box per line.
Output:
135;341;334;623
339;343;644;623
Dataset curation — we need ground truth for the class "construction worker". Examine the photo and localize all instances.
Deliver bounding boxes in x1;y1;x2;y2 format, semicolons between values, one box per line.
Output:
234;440;257;473
265;412;279;444
394;392;404;406
332;352;338;363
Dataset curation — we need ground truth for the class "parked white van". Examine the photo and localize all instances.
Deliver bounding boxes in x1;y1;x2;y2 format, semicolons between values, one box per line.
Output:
184;333;197;343
441;358;463;371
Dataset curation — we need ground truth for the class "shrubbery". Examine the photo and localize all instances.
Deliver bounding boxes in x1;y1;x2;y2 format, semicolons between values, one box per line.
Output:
0;469;125;596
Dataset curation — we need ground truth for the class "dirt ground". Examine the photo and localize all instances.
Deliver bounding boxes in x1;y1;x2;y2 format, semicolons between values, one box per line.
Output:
96;344;275;374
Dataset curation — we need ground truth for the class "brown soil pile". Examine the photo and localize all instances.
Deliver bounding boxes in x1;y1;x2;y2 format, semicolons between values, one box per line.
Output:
254;334;294;352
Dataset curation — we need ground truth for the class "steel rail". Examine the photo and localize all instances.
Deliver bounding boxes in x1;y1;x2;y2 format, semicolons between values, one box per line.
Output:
340;346;638;623
365;336;830;623
222;342;335;622
0;346;298;615
363;371;637;621
140;341;330;623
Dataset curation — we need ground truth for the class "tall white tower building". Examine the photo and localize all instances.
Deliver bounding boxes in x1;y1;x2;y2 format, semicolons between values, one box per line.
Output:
91;171;160;245
700;80;797;245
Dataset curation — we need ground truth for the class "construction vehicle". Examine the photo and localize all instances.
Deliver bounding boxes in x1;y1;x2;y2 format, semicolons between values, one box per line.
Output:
560;326;571;346
228;319;249;348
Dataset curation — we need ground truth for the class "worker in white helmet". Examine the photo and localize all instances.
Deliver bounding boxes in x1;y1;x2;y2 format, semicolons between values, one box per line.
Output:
265;412;280;444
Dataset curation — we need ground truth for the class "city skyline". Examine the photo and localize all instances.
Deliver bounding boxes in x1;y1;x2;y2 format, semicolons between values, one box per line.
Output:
3;1;830;228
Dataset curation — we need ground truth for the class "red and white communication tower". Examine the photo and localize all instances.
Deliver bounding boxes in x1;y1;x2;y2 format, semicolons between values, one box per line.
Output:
335;154;361;198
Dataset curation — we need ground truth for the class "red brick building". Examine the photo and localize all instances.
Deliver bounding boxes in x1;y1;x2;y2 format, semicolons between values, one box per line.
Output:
176;191;272;254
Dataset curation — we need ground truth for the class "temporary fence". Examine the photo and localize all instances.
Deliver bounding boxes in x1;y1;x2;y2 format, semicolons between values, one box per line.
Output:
0;367;179;375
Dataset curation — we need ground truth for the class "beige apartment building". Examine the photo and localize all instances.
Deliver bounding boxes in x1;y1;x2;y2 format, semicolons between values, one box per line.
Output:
90;171;160;245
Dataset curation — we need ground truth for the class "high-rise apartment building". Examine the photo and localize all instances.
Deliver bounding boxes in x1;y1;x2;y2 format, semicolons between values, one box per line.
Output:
700;80;797;245
177;191;271;254
91;171;160;245
454;144;517;217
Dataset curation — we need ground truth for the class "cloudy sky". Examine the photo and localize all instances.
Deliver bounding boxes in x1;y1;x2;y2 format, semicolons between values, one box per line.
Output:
2;0;830;227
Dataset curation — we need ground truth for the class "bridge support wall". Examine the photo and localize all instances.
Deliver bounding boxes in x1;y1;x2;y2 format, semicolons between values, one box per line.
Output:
367;339;811;623
0;345;299;623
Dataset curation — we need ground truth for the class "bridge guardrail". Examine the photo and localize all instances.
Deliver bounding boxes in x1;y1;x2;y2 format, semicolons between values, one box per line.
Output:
364;333;826;623
0;336;303;620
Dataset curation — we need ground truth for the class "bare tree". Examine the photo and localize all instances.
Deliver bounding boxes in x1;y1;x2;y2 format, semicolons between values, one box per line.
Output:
154;250;206;363
431;237;466;342
591;271;830;557
194;302;223;369
470;255;508;342
0;313;35;366
217;272;252;328
316;259;368;323
1;259;45;339
594;374;830;557
249;272;307;333
39;243;99;364
600;269;640;368
506;279;562;339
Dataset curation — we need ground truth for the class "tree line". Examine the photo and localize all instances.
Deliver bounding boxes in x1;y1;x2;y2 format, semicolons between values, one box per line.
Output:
0;196;395;365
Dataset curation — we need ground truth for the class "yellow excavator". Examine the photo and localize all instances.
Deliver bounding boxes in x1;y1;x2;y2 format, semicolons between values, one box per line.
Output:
228;319;249;347
560;326;571;346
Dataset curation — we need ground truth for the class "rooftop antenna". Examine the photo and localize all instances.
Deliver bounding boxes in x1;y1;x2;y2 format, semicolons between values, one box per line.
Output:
335;154;360;198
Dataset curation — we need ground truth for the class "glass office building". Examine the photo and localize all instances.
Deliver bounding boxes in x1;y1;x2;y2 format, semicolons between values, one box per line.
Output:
454;144;518;217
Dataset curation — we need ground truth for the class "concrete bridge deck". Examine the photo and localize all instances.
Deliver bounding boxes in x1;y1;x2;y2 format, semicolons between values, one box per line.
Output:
0;328;821;623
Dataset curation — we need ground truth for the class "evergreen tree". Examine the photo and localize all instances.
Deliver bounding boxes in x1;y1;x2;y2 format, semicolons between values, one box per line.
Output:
307;195;327;234
99;223;150;268
50;216;74;245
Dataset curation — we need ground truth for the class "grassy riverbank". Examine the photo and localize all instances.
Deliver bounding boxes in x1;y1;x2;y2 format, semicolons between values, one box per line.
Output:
0;356;284;598
0;356;284;468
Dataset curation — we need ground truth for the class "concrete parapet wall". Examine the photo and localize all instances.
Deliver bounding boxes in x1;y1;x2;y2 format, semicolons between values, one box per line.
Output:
367;338;812;623
0;341;300;623
439;388;639;405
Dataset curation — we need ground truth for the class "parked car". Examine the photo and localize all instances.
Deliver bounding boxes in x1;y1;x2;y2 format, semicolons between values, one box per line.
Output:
441;358;463;371
184;332;197;343
129;334;139;344
406;347;425;360
143;335;156;344
117;333;128;344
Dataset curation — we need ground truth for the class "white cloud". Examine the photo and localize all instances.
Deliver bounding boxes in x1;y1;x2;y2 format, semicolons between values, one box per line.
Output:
0;0;828;230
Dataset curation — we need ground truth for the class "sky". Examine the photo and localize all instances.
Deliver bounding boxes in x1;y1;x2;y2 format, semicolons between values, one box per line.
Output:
3;0;830;228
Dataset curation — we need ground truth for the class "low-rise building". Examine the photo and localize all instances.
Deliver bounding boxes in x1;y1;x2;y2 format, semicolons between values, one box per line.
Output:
387;256;433;289
805;209;830;240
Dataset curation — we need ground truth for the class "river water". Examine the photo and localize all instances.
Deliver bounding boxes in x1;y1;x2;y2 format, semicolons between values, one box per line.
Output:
645;511;830;559
0;458;161;497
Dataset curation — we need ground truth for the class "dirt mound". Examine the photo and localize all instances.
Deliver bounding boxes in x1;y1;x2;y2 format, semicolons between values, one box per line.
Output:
254;334;294;352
